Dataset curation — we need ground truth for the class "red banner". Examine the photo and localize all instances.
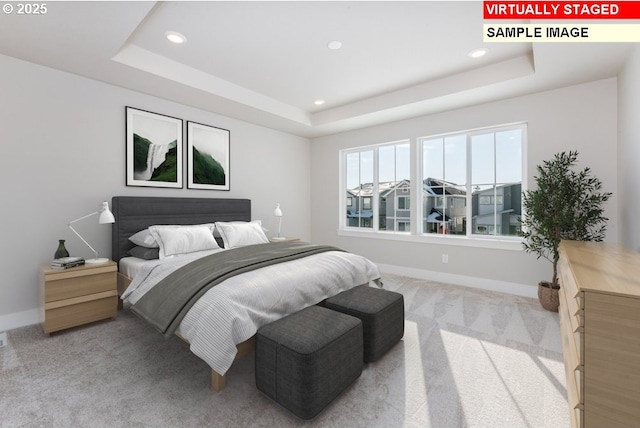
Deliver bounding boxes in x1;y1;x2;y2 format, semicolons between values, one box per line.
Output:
484;1;640;19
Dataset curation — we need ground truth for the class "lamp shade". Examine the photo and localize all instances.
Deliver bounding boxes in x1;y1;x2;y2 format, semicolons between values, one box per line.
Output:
98;201;115;224
274;203;283;217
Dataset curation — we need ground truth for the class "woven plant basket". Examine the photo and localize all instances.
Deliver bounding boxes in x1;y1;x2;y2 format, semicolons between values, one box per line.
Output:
538;281;560;312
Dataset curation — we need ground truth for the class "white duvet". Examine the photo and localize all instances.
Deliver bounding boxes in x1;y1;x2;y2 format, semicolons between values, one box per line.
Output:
122;248;380;375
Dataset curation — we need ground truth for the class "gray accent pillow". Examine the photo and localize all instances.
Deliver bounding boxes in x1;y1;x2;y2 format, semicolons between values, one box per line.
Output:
128;246;160;260
128;229;159;248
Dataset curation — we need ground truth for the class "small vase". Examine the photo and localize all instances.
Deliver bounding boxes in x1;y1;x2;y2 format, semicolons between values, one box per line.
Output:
54;239;69;259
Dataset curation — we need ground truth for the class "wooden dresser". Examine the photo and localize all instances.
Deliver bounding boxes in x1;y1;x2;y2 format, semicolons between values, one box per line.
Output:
558;240;640;428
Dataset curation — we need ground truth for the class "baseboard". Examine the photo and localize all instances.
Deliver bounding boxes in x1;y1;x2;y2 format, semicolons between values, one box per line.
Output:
377;263;537;299
0;308;40;332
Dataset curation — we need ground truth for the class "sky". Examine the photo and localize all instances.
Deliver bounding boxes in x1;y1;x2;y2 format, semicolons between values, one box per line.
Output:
131;111;180;146
189;123;229;170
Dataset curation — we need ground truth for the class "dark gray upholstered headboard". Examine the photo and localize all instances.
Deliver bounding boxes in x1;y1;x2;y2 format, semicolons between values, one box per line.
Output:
111;196;251;263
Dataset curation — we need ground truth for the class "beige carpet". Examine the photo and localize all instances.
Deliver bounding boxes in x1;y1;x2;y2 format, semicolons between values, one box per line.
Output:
1;274;569;427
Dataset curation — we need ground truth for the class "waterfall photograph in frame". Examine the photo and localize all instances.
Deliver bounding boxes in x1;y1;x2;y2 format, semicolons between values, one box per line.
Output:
125;107;183;188
187;121;230;191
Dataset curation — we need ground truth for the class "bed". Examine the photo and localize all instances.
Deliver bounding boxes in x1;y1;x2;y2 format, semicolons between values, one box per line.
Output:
111;196;380;391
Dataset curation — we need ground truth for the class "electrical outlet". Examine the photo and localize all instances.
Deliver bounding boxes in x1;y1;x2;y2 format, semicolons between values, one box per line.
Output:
0;331;7;348
442;254;449;263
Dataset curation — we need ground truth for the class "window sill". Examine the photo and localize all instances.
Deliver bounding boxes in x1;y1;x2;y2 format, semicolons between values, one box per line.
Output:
337;228;524;251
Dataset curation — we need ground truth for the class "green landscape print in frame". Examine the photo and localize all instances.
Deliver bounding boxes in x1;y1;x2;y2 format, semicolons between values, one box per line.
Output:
187;121;230;191
126;107;183;188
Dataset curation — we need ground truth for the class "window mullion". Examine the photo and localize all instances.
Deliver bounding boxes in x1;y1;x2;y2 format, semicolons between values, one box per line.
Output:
373;148;379;232
494;133;498;236
411;139;420;235
466;134;472;236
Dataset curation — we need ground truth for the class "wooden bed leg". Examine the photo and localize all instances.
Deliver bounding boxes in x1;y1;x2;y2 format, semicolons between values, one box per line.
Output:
211;370;226;392
209;337;253;392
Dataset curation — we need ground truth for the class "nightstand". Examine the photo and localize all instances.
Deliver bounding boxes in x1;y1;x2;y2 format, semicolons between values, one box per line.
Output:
269;237;301;243
39;260;118;334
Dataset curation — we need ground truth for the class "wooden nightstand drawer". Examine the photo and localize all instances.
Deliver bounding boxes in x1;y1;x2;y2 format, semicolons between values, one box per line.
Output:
44;294;117;334
45;271;116;302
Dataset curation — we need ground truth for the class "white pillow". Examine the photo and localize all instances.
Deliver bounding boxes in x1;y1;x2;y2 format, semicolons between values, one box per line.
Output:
215;221;269;249
129;223;216;249
128;229;159;248
213;220;267;238
149;224;220;259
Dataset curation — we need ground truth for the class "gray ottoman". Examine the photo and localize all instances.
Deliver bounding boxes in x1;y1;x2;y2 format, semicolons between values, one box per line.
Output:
255;305;363;420
326;285;404;362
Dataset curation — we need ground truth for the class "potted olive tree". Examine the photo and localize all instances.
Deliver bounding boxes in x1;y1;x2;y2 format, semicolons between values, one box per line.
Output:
521;151;612;311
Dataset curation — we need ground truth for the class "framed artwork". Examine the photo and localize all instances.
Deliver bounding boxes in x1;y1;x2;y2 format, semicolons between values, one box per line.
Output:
125;106;183;188
187;121;230;191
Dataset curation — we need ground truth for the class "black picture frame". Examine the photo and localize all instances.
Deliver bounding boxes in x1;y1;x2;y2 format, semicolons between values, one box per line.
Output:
186;121;230;191
125;106;183;188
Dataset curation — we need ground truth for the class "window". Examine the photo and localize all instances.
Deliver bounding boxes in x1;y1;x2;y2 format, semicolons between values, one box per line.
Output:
479;195;504;205
345;150;373;228
469;127;522;237
397;196;410;210
341;123;525;241
422;134;466;235
343;141;410;232
421;125;523;237
346;197;353;207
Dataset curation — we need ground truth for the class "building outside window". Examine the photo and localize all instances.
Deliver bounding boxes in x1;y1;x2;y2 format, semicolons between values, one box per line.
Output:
341;123;525;241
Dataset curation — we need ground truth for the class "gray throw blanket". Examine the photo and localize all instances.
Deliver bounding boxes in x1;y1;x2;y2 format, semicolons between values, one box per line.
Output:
131;242;342;338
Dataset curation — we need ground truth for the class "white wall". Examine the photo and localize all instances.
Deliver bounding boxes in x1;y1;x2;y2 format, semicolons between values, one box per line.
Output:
618;45;640;251
0;54;310;330
310;78;619;295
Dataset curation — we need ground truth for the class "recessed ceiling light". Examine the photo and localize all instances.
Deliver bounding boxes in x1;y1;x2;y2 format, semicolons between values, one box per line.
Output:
468;48;488;58
165;31;187;44
327;41;342;50
314;99;326;106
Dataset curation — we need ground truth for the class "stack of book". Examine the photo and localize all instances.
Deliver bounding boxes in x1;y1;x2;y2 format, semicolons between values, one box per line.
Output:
51;256;85;269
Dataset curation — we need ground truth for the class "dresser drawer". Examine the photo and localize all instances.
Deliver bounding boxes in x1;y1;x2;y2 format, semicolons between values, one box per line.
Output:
558;254;583;329
559;286;584;367
559;290;583;417
574;407;583;428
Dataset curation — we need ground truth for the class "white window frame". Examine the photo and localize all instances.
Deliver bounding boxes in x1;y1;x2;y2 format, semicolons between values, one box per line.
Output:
339;123;526;251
